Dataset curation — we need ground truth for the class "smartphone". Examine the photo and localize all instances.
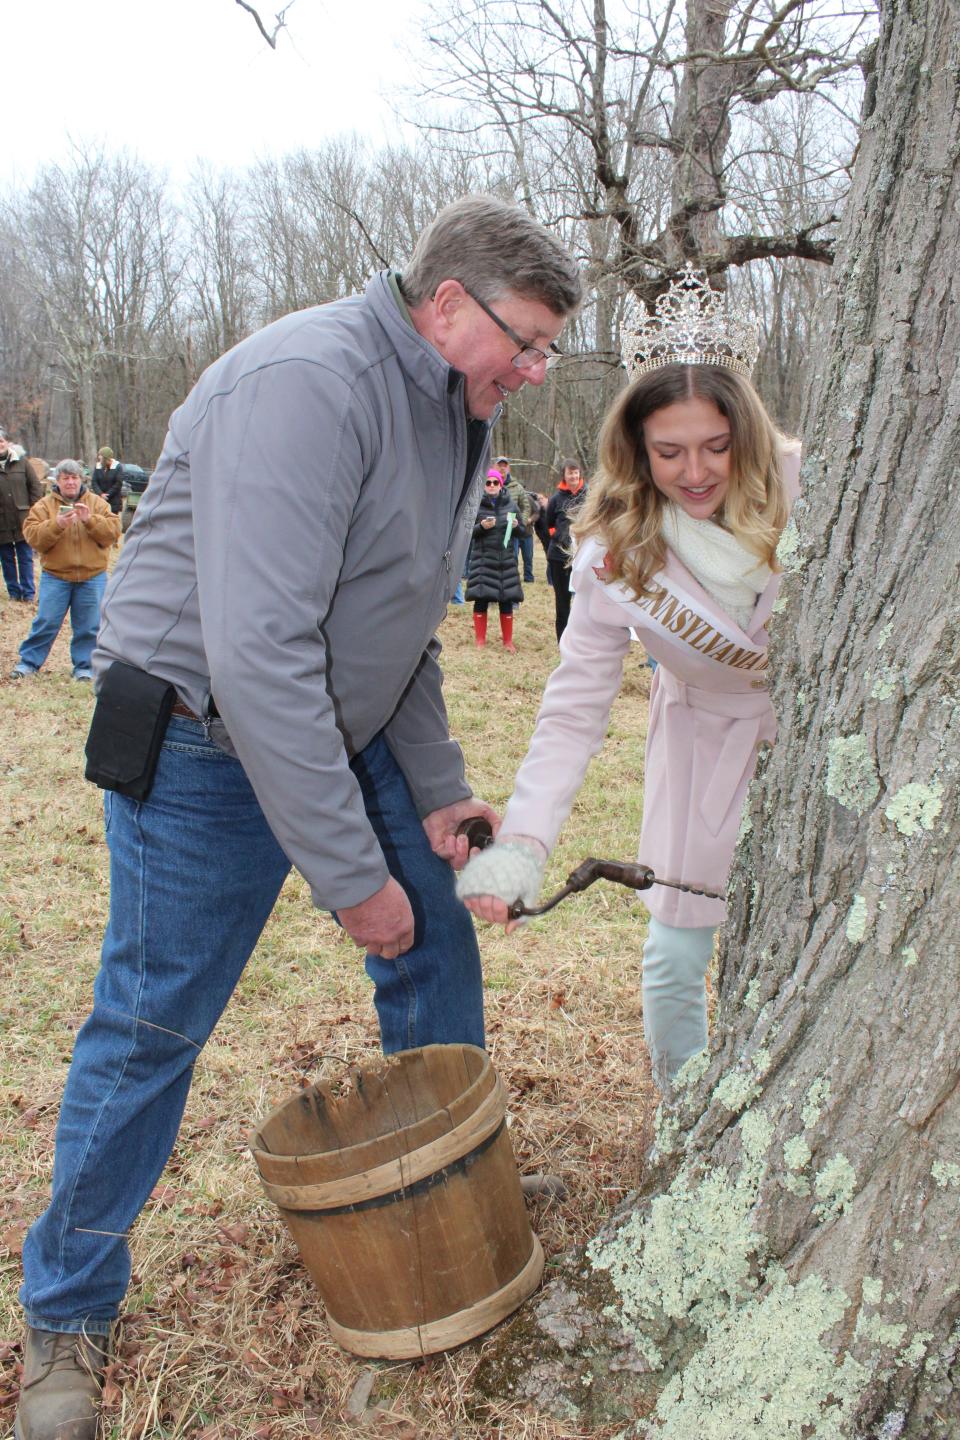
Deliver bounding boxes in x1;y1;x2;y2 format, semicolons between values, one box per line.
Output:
59;503;75;513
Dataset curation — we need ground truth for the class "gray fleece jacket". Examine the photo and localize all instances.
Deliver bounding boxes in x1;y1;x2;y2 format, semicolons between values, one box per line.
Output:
94;272;495;910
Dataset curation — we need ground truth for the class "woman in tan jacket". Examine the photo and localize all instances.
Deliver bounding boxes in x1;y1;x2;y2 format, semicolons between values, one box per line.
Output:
12;459;120;681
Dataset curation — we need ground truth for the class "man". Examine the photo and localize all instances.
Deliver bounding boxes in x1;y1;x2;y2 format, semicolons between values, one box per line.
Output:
0;426;44;603
545;459;587;640
90;446;124;514
498;454;536;582
11;460;119;682
14;194;580;1440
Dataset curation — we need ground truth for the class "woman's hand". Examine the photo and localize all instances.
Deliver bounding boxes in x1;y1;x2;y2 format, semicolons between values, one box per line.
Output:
455;835;548;932
462;893;525;934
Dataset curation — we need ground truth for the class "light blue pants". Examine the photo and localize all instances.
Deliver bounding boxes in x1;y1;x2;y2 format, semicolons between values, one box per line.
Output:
642;917;716;1084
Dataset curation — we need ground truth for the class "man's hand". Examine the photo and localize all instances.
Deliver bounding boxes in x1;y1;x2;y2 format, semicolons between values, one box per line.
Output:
72;501;91;523
338;877;415;960
422;798;500;872
55;508;78;529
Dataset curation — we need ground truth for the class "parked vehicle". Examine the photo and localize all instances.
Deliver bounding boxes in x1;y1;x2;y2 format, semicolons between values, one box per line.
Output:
120;465;152;532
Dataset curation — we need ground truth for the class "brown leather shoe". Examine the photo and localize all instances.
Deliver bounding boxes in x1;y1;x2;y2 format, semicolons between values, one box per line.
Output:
14;1326;109;1440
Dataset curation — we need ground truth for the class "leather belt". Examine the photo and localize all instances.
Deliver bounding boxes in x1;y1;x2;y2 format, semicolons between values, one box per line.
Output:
170;701;202;721
170;699;219;722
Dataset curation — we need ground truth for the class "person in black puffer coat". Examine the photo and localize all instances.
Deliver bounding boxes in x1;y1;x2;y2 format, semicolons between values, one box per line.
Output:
466;469;523;651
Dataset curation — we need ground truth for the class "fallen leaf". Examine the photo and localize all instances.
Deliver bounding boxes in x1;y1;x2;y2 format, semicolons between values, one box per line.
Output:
1;1222;27;1255
101;1379;122;1407
216;1222;250;1246
149;1184;178;1207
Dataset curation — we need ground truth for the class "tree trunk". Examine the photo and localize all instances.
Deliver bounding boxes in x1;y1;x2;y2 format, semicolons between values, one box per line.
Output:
476;4;960;1434
75;366;98;469
668;0;733;263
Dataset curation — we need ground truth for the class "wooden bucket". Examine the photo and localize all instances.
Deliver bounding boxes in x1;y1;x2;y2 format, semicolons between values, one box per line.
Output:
250;1044;544;1359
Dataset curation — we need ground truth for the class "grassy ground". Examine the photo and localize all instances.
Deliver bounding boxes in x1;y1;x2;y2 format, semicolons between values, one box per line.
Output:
0;551;655;1440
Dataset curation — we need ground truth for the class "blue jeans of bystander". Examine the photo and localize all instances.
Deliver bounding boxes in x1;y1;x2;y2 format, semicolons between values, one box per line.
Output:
20;719;483;1333
512;533;535;582
18;572;107;674
1;539;36;600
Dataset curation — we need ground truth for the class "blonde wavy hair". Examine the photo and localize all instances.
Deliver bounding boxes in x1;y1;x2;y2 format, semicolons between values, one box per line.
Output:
573;365;791;599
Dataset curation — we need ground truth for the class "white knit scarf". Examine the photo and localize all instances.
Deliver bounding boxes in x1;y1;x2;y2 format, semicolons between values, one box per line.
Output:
663;504;773;632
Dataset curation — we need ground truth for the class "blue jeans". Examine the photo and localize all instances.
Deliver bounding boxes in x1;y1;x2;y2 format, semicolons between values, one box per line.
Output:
512;533;535;582
18;571;107;674
1;538;36;599
20;720;483;1333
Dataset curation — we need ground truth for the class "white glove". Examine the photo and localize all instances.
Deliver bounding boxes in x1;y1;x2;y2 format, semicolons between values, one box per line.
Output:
455;835;548;910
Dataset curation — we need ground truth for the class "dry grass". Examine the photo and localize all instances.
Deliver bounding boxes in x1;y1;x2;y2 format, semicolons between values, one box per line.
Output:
0;552;656;1439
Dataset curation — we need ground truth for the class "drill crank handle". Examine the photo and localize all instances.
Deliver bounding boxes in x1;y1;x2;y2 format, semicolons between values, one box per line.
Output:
506;857;656;919
453;819;720;917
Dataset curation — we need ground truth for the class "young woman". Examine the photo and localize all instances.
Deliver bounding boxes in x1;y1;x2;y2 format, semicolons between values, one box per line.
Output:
457;270;800;1085
466;468;524;652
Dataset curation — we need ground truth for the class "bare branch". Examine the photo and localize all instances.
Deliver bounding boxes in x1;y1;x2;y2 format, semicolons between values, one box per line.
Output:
233;0;294;49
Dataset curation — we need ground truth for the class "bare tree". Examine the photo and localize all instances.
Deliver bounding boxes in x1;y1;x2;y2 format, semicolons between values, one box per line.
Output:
183;165;258;363
245;143;385;318
472;3;960;1434
727;90;848;426
1;147;183;464
416;0;874;300
400;0;874;462
0;224;51;456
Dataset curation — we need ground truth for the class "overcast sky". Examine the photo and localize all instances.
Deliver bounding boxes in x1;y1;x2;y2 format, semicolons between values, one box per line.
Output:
5;0;425;186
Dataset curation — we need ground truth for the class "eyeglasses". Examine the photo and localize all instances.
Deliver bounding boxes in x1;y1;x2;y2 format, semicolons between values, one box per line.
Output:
463;287;563;371
484;480;502;487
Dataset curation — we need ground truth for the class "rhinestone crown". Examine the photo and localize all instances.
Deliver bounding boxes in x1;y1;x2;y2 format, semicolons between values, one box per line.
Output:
620;264;759;379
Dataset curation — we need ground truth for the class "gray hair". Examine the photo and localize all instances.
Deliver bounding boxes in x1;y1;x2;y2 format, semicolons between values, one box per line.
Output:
55;459;84;478
400;195;582;316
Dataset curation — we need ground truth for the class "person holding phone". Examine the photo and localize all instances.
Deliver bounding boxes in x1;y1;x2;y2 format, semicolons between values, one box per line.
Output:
466;468;524;650
11;460;119;681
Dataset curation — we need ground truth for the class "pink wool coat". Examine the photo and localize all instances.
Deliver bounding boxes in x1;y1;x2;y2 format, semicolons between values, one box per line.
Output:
501;449;801;928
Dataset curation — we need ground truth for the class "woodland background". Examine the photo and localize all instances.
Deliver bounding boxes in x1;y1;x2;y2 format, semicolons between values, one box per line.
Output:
0;0;876;475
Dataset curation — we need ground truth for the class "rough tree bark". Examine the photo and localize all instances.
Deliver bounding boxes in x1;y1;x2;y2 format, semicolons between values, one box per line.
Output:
476;4;959;1436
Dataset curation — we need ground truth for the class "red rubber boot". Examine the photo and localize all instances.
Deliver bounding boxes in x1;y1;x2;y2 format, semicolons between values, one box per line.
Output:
473;610;488;646
500;613;517;652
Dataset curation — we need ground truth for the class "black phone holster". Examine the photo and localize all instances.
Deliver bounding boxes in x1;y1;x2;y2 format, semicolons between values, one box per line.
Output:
84;661;177;802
